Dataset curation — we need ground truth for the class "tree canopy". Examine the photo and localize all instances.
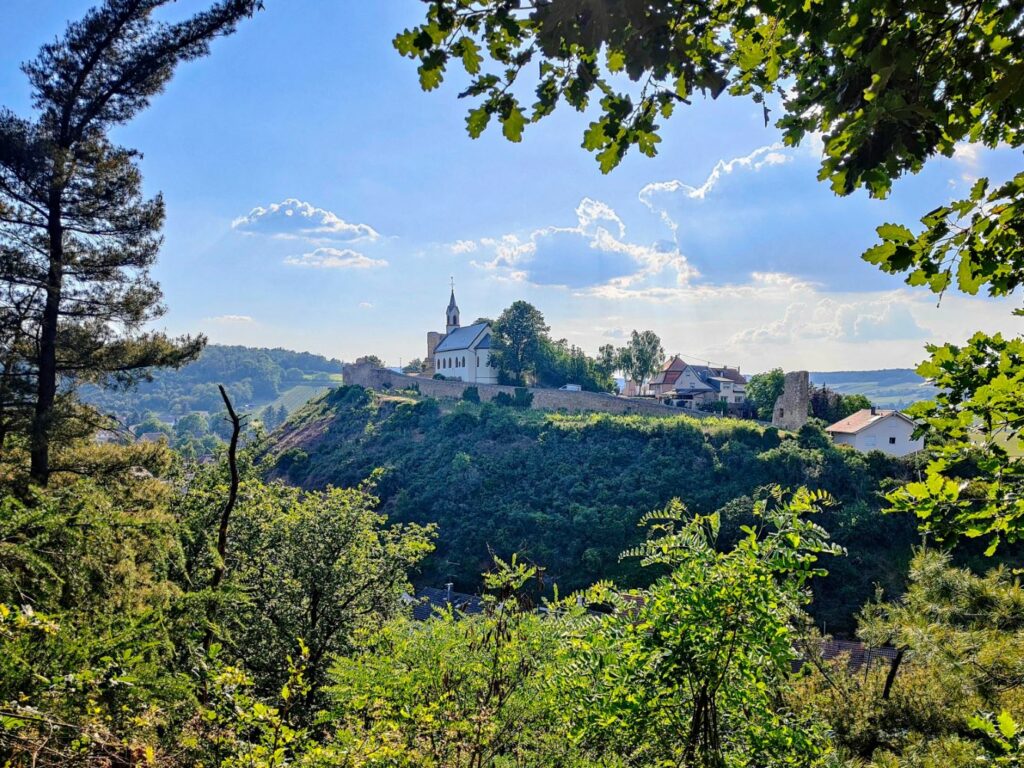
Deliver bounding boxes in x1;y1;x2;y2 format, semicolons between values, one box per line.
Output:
0;0;261;483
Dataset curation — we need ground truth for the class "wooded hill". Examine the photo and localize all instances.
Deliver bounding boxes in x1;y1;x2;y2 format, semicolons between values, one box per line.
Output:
265;384;1012;635
81;344;344;426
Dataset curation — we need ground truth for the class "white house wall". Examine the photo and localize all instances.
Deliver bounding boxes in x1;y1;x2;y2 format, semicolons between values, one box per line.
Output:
836;416;923;457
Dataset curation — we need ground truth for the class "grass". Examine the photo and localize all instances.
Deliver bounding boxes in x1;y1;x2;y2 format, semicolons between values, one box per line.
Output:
270;384;334;414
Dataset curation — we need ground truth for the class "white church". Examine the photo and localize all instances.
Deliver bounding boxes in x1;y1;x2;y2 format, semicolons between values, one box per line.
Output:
425;288;498;384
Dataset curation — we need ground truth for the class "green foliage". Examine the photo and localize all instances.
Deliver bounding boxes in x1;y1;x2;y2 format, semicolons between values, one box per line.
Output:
321;555;589;767
492;386;534;409
865;174;1024;299
747;369;785;420
490;300;550;385
809;386;872;424
461;385;480;403
617;330;664;394
82;344;343;428
0;434;435;765
268;386;943;634
791;550;1024;767
886;332;1024;553
562;488;839;767
175;463;436;713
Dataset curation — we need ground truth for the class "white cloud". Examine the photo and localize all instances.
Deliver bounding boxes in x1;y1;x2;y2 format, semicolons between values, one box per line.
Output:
449;239;478;254
730;296;930;345
639;142;791;223
473;198;693;291
233;198;379;242
952;143;982;169
359;302;374;309
284;247;388;269
575;197;626;238
207;314;254;323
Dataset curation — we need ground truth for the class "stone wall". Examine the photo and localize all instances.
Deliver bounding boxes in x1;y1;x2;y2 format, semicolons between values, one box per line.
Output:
342;363;696;418
772;371;810;431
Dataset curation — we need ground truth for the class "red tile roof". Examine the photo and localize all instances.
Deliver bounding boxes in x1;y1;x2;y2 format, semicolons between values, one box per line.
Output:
825;408;914;434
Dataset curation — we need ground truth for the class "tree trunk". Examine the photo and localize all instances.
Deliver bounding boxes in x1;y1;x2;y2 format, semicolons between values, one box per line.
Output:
30;193;64;485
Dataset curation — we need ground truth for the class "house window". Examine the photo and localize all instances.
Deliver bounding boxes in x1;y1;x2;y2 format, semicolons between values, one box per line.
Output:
889;436;897;445
779;408;784;417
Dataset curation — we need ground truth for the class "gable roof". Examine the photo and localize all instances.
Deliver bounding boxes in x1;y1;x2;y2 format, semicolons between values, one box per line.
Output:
825;408;916;434
650;368;683;386
435;322;490;353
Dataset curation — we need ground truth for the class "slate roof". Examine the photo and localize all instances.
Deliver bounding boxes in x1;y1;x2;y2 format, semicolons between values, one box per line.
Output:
410;586;484;620
435;322;490;353
825;408;915;434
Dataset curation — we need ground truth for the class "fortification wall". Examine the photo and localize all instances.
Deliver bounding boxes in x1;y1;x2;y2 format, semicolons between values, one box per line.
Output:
341;364;693;418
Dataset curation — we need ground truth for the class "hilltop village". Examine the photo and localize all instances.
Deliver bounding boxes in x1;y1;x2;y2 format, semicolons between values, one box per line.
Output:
345;288;924;458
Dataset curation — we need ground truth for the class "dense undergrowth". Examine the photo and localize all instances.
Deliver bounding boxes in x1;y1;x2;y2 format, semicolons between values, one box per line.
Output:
266;385;1010;635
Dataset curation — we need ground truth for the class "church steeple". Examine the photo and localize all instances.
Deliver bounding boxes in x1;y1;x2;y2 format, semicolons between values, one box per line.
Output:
446;278;460;334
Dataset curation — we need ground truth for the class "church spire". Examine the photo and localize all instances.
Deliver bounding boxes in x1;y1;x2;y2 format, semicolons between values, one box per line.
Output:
446;278;460;334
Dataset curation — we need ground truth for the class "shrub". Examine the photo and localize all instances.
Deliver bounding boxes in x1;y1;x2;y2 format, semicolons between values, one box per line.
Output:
462;386;480;403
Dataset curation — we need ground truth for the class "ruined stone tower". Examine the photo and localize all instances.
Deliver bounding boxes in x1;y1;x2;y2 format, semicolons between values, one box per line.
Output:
772;371;810;431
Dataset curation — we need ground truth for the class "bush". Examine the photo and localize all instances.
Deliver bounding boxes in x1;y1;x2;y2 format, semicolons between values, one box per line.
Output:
462;386;480;403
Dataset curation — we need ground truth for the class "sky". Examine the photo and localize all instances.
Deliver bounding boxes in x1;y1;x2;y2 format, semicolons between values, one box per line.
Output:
1;1;1021;373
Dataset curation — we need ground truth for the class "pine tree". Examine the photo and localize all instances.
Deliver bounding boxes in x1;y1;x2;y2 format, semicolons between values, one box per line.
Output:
0;0;260;483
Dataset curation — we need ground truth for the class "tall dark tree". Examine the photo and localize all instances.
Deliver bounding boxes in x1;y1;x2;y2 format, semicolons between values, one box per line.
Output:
491;300;550;385
0;0;260;483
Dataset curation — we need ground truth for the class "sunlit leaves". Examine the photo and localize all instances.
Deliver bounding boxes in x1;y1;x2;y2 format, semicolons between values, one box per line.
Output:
886;333;1024;552
863;172;1024;299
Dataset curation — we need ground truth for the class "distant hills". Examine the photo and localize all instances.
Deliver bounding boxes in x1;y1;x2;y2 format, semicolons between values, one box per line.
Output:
809;368;937;409
81;344;344;429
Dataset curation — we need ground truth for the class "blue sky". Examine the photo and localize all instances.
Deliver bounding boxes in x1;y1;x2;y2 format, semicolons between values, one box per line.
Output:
2;1;1020;372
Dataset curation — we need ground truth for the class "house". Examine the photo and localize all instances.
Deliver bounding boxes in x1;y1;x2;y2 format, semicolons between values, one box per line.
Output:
825;408;923;456
406;585;484;620
649;356;747;410
425;287;498;385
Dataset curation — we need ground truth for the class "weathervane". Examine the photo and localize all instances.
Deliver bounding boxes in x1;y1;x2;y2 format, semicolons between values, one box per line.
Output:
450;276;455;290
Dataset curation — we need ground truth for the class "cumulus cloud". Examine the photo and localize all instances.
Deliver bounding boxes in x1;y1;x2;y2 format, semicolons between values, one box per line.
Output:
359;302;374;309
233;199;379;242
449;239;478;254
284;247;388;269
730;297;930;345
639;143;792;235
208;314;254;323
473;197;694;291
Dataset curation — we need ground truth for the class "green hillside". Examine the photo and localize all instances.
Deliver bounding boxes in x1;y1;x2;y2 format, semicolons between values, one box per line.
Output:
267;385;944;634
809;368;938;408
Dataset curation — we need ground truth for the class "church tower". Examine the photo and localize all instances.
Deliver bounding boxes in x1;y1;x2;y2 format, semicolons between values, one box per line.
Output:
446;284;460;334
